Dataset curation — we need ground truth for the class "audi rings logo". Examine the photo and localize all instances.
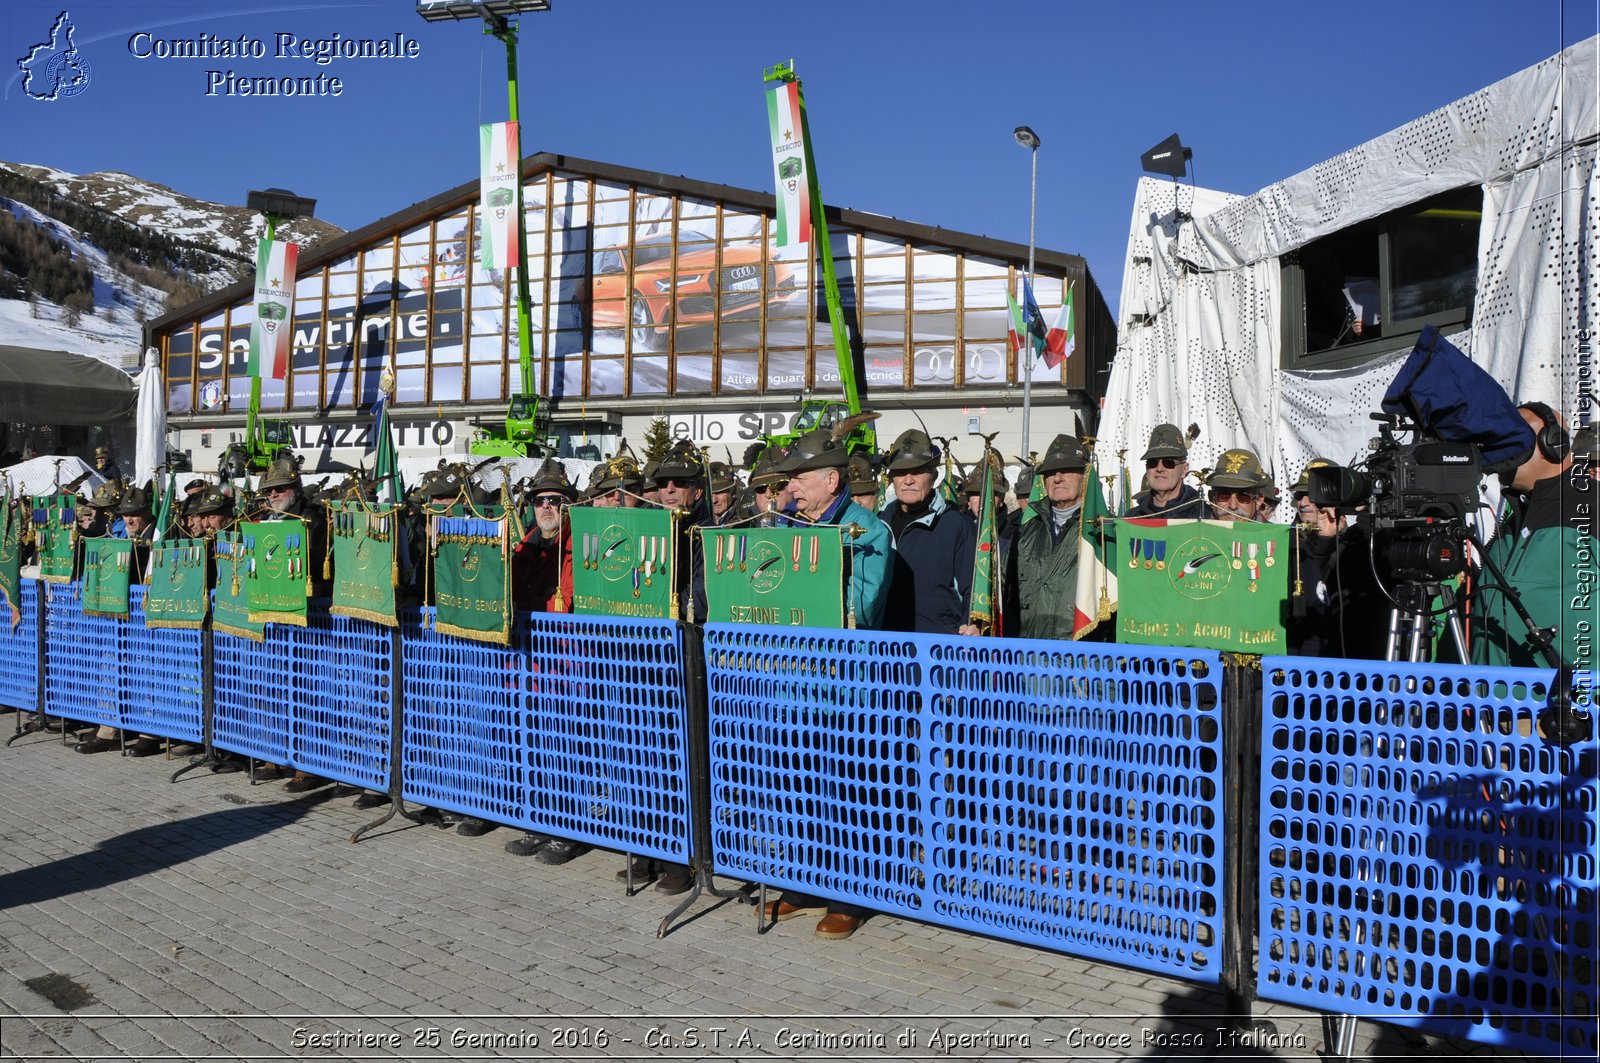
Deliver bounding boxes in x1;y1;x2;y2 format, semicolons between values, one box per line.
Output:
915;344;1004;384
727;265;759;281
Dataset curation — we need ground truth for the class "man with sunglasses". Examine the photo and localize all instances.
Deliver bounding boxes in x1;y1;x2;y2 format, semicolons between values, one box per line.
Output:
1205;449;1269;522
499;459;587;856
1129;424;1205;519
748;449;792;526
637;439;710;895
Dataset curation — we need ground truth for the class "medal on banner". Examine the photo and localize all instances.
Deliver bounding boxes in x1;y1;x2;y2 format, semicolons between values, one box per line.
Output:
714;534;725;574
1154;540;1167;571
1143;539;1155;569
738;534;747;573
1247;542;1260;592
1128;538;1142;569
791;535;802;572
658;536;670;577
631;566;641;599
1264;539;1276;568
1231;541;1243;570
809;534;819;574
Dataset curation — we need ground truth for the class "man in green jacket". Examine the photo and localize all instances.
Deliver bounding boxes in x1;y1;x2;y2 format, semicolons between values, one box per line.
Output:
1473;402;1594;669
1005;433;1090;641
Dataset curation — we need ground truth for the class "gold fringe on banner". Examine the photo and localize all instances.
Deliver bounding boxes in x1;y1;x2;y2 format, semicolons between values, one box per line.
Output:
144;617;206;631
213;621;266;643
38;573;72;585
329;604;398;628
248;609;306;627
432;618;510;646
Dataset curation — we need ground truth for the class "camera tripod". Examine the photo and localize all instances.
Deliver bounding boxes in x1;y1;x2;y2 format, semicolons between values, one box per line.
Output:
1384;579;1468;664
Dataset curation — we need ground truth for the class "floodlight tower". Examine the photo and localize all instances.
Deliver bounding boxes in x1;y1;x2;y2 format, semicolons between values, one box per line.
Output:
417;0;552;456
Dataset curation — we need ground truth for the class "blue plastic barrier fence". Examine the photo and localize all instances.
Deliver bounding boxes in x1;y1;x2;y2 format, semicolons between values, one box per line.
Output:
285;601;391;792
210;594;292;767
0;579;39;711
122;585;203;745
705;626;1227;981
42;582;121;730
524;614;689;863
401;610;690;865
1257;658;1598;1057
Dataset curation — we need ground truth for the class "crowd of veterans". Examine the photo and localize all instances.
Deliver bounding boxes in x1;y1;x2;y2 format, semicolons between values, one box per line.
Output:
5;399;1589;942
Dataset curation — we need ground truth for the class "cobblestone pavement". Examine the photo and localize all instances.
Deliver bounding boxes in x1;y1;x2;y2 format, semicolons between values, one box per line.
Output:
0;714;1538;1062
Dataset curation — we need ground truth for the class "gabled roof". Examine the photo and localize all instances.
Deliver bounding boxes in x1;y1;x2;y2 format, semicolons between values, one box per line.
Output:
147;152;1099;335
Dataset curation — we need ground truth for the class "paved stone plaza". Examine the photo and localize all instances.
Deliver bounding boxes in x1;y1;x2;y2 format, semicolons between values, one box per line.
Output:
0;714;1535;1062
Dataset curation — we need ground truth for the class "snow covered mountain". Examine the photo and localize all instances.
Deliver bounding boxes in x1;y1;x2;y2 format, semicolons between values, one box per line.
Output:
0;161;343;368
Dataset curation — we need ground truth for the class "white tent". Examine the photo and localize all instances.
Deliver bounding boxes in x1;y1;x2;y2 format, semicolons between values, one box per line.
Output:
1099;36;1597;495
1;456;105;497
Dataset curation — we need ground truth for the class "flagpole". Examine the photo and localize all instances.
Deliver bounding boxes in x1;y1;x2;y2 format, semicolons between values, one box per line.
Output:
1014;126;1041;462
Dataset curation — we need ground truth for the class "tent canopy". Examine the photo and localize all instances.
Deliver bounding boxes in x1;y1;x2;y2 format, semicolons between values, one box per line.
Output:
0;345;136;426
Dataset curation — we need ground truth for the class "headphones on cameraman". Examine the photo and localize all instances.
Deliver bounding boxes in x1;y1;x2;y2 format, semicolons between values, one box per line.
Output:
1518;401;1570;463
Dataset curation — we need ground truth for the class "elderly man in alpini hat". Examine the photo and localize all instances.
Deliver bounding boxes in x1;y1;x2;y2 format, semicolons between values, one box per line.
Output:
758;426;895;941
1005;433;1092;641
878;429;975;635
1129;423;1205;519
1205;448;1270;522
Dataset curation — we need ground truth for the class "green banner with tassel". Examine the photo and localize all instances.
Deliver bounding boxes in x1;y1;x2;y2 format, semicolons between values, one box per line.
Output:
328;500;399;627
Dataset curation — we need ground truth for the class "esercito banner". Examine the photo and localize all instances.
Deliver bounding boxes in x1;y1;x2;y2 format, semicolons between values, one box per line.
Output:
479;120;521;271
766;82;811;248
249;238;297;380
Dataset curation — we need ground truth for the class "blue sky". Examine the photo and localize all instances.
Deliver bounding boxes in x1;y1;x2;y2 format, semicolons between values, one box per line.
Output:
4;0;1596;314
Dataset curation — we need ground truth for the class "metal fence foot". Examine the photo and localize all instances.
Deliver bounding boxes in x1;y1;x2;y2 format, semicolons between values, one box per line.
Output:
656;876;703;939
170;751;223;783
350;794;404;843
6;711;57;746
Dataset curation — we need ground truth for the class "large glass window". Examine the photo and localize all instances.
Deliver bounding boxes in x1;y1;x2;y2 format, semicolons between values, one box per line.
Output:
1282;186;1480;369
161;171;1087;411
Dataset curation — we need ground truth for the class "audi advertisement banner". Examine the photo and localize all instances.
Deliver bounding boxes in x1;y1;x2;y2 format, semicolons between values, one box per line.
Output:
164;170;1076;413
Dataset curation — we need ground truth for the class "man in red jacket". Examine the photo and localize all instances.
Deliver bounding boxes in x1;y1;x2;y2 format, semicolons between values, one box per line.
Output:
497;460;587;857
511;459;576;613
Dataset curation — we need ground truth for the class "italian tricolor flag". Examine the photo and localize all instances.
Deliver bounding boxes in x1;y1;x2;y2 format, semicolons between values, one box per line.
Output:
1044;282;1075;370
479;121;521;271
766;81;812;247
248;238;297;380
1073;460;1118;638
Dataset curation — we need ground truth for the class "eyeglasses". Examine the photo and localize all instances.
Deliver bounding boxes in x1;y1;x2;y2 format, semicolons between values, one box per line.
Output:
659;477;696;489
1145;457;1183;470
532;496;565;508
1209;488;1258;502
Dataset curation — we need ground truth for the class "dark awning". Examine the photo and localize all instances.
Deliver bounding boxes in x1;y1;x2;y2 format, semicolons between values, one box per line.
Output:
0;345;136;426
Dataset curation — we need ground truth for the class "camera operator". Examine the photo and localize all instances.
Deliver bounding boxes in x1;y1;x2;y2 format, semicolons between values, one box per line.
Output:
1472;402;1592;668
1289;458;1385;659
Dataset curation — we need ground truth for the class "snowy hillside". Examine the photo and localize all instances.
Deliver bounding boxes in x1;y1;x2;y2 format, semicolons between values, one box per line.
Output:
1;163;338;260
0;161;343;367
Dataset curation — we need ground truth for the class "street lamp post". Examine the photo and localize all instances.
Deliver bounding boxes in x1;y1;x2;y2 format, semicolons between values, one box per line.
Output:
1014;125;1040;462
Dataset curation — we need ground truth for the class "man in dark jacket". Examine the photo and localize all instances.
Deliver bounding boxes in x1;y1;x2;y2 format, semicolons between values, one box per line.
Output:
1005;433;1089;642
1129;424;1206;519
879;429;975;634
